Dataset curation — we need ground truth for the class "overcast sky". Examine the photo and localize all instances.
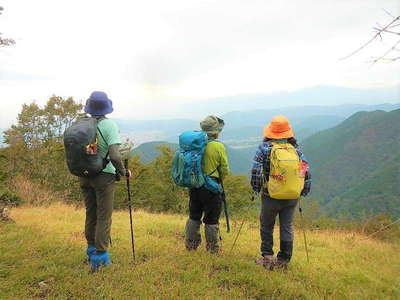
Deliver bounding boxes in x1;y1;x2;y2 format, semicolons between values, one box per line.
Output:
0;0;399;128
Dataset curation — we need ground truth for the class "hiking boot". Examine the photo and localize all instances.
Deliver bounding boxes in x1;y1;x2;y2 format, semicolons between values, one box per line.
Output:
86;245;96;262
205;224;220;254
90;251;111;272
277;240;293;262
185;218;201;250
206;243;221;254
273;259;289;270
186;239;201;251
255;255;276;270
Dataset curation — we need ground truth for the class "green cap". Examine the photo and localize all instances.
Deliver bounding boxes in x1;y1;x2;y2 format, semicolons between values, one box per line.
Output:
200;115;225;135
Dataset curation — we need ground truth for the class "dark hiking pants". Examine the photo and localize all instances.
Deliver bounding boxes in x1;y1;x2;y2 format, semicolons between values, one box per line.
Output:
189;187;222;225
260;196;298;262
186;186;222;252
79;172;115;252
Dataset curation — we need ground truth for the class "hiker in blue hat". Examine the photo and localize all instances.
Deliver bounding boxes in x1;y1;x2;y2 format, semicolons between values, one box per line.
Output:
80;91;131;271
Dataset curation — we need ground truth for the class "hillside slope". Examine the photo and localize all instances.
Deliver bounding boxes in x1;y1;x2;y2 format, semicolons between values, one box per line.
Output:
130;109;400;218
303;109;400;218
1;204;399;299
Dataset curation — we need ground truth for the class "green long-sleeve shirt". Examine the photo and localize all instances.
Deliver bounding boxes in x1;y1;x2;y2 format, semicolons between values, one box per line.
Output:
202;140;230;180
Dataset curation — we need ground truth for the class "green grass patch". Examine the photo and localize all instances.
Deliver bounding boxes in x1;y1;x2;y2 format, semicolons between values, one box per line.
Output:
0;204;399;299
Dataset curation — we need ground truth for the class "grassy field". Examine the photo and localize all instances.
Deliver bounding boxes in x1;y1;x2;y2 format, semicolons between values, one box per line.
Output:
1;203;399;299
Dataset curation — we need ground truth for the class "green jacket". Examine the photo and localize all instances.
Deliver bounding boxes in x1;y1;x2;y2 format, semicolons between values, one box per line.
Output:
202;140;230;180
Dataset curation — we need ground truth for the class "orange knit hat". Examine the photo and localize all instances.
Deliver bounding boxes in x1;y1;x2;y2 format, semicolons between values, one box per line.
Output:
263;115;294;139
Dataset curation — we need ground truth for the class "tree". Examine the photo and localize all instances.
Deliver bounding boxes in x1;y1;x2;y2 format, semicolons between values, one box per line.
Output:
4;96;83;148
223;174;253;217
3;96;83;199
0;6;15;47
144;146;187;213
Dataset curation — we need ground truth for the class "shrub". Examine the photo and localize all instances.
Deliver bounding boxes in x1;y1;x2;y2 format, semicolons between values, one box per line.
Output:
0;184;21;206
8;175;58;206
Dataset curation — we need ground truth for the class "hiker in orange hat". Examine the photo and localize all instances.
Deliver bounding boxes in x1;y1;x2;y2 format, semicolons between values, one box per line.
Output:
250;115;311;270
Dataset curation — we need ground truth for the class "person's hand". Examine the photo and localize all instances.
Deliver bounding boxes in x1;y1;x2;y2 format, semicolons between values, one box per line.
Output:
126;169;132;179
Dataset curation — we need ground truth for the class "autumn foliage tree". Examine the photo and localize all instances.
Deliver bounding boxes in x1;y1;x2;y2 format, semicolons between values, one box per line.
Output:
3;96;83;200
0;6;15;47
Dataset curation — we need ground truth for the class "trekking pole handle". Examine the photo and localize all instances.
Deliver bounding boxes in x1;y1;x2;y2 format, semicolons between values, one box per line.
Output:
124;159;132;179
220;181;230;233
124;158;135;262
223;195;230;233
124;158;129;171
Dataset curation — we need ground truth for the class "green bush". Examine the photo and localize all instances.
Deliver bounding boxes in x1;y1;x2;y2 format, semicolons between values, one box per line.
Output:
0;184;21;206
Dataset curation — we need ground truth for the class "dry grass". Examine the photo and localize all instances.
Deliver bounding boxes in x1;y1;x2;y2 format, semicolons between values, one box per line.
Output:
0;203;399;299
8;175;62;206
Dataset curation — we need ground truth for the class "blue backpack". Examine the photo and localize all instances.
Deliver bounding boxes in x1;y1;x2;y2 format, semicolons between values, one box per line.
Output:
171;131;222;194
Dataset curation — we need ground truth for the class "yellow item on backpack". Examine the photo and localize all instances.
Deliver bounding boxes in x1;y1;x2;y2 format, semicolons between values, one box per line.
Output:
266;142;305;199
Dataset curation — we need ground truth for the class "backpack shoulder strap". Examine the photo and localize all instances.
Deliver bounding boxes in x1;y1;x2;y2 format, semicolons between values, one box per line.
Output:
262;141;274;181
95;118;109;159
207;168;218;176
204;139;224;176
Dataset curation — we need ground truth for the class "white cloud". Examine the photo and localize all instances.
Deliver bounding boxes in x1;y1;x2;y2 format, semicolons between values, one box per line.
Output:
0;0;399;128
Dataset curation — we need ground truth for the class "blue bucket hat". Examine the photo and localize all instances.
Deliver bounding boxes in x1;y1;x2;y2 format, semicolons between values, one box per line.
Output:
84;91;114;115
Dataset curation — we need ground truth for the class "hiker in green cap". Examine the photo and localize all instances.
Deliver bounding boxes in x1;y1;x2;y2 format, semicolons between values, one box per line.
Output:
185;116;230;253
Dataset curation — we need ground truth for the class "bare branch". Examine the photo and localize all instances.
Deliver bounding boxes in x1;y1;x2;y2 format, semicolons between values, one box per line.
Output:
373;27;400;36
370;39;400;64
388;23;400;29
367;56;400;63
383;8;395;19
340;15;400;60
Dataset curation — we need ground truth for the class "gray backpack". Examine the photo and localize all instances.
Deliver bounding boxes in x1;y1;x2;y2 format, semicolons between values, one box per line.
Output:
63;117;109;177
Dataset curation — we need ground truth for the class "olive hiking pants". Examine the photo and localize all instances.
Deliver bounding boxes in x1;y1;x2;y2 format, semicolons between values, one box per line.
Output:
79;172;115;252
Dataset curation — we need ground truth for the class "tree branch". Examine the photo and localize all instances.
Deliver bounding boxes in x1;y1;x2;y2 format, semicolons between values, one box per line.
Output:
368;39;400;64
340;15;400;61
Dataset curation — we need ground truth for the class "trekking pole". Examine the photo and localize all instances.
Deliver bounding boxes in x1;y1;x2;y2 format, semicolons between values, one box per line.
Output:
221;181;230;233
298;198;310;263
124;159;135;262
229;193;256;254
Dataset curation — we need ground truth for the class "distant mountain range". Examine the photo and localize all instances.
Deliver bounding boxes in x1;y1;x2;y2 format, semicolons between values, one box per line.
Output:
114;84;400;148
116;102;400;148
131;108;400;218
173;85;400;116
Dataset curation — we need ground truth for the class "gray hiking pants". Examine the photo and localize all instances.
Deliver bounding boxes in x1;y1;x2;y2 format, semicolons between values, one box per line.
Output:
80;172;115;252
260;196;298;259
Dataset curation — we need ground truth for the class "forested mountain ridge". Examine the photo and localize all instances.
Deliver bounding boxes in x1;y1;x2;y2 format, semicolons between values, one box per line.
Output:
131;109;400;218
131;141;254;175
302;109;400;218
